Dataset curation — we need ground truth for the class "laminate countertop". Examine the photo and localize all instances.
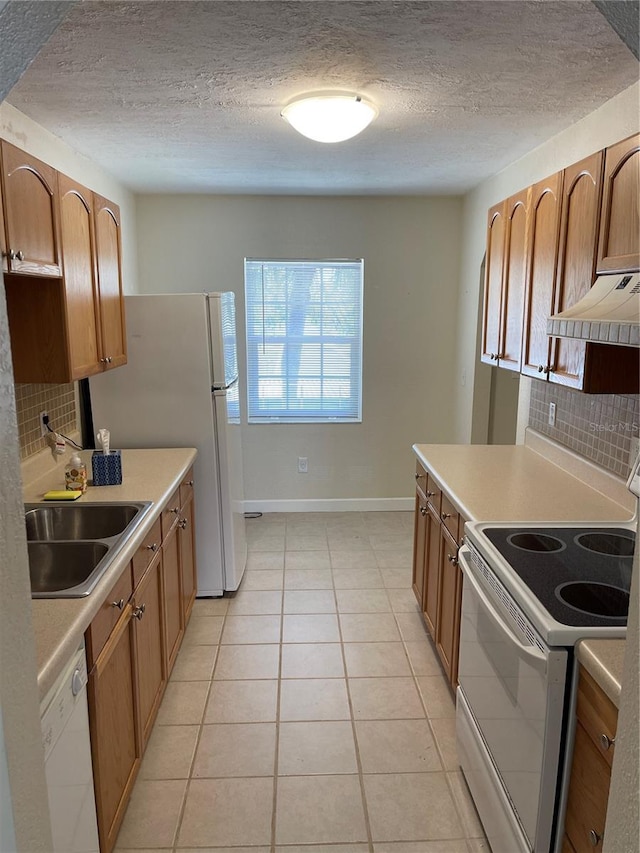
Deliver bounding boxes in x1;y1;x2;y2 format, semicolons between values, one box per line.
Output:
25;447;197;700
576;639;625;708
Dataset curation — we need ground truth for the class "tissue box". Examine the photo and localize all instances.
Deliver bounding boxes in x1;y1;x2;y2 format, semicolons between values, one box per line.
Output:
92;450;122;486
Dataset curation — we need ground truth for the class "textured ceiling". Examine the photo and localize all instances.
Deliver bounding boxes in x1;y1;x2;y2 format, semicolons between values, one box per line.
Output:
6;1;640;194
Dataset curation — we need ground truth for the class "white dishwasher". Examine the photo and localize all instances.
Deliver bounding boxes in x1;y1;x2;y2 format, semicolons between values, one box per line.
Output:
40;642;99;853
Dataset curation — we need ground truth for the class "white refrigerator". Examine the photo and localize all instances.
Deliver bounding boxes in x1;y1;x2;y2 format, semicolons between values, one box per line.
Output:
89;292;246;595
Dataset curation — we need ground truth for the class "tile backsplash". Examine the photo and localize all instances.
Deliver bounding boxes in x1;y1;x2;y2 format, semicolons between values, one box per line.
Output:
15;383;77;459
529;381;639;478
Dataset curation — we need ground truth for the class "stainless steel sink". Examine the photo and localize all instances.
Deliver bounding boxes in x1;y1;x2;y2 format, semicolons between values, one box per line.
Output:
25;501;153;598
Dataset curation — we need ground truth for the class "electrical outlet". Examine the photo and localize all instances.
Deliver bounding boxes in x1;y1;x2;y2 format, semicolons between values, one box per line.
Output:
40;411;49;437
548;402;556;427
298;456;308;474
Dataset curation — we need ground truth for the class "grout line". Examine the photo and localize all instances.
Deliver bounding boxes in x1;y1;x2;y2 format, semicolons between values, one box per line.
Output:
270;568;286;853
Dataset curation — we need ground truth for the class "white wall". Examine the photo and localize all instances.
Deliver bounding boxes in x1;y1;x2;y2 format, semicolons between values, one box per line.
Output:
135;194;463;504
454;81;640;445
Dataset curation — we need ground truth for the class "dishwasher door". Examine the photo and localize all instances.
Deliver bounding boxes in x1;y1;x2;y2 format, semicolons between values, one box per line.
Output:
40;643;99;853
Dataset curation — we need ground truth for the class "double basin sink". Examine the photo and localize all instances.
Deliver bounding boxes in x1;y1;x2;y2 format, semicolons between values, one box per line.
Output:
26;501;152;598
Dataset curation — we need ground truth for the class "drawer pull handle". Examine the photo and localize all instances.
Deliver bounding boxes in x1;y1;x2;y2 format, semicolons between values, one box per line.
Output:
146;542;158;552
133;603;146;620
599;733;615;751
111;598;125;610
447;554;458;565
588;829;602;847
441;512;452;520
179;518;188;529
419;506;427;517
426;490;436;498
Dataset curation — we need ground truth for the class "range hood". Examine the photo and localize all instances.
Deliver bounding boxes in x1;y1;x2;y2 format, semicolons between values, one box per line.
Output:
547;272;640;347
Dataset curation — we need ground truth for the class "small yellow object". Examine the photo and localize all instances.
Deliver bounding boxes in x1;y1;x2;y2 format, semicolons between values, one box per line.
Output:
43;490;83;501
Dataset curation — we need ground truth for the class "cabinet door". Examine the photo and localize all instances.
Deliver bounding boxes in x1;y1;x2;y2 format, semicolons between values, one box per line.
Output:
521;172;563;378
94;194;127;369
58;174;102;379
179;492;197;623
564;723;610;853
422;505;441;639
88;606;139;853
481;202;506;364
550;151;604;389
133;552;166;749
412;491;428;610
0;141;61;276
597;133;640;274
498;189;530;371
162;522;184;677
435;527;462;687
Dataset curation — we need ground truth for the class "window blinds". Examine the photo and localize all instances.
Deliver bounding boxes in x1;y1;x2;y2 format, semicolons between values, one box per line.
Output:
245;259;364;423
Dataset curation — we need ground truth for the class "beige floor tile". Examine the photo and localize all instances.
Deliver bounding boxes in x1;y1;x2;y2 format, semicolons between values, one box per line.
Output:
285;551;331;570
177;848;270;853
205;679;278;722
280;678;351;720
284;568;334;589
416;676;456;718
396;612;430;642
284;590;337;613
364;773;464;841
282;613;340;643
348;677;425;719
281;643;345;678
248;534;286;552
404;639;442;676
387;589;422;613
285;521;329;536
275;775;368;844
343;643;411;678
336;589;391;613
182;615;224;645
355;719;441;773
214;644;280;679
178;777;273;846
156;681;209;725
192;597;229;616
330;552;378;570
241;570;284;590
332;568;384;588
115;779;187;848
246;552;285;570
247;526;286;543
170;644;218;681
339;613;401;642
379;568;413;588
222;614;281;644
369;534;412;551
430;718;459;771
139;725;199;779
446;771;485;838
327;532;372;552
278;721;358;775
373;842;470;853
228;590;283;615
286;533;329;551
193;723;277;777
465;839;491;851
375;550;413;569
276;846;369;853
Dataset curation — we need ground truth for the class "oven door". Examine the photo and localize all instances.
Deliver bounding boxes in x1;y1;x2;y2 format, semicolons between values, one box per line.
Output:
457;546;567;853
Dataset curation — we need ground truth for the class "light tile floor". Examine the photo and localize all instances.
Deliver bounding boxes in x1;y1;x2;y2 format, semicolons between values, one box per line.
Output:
115;511;488;853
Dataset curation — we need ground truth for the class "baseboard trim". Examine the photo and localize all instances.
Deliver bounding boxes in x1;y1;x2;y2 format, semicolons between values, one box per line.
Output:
243;497;414;514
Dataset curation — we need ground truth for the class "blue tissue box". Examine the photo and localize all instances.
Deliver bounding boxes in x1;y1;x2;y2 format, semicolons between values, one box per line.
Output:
92;450;122;486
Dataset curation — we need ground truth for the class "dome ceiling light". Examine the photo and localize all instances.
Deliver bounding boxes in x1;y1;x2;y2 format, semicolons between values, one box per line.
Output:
281;92;378;143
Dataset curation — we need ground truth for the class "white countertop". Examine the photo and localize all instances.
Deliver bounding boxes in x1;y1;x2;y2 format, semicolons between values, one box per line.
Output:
25;447;197;699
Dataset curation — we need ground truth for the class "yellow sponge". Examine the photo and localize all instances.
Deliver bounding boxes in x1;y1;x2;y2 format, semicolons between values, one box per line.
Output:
43;490;83;501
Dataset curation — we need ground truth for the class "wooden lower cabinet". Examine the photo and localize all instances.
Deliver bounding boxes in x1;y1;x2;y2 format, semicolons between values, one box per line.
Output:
88;605;139;853
162;522;184;677
435;525;463;686
423;504;441;639
132;552;165;749
412;471;428;608
179;492;197;622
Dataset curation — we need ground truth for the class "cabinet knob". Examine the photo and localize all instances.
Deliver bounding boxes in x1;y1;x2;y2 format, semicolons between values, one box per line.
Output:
179;517;188;529
426;490;436;498
133;603;146;620
538;364;544;373
489;353;495;360
419;506;427;517
186;479;194;487
15;250;24;261
414;472;423;481
111;598;125;610
588;829;602;847
599;733;615;751
441;512;452;520
170;506;180;514
99;357;108;363
447;553;458;565
146;542;158;552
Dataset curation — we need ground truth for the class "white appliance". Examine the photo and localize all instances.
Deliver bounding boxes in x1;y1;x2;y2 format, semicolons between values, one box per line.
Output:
457;513;636;853
90;292;247;595
40;643;99;853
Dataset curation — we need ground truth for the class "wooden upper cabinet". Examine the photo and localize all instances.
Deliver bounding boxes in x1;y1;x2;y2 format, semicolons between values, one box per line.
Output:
58;174;102;378
94;194;127;370
521;172;563;378
597;133;640;274
550;151;604;389
499;188;530;371
0;141;61;276
481;202;506;364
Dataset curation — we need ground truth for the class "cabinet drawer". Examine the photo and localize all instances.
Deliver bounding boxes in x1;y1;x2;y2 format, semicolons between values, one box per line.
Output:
161;487;181;539
425;476;441;514
564;722;610;853
179;467;195;509
576;668;618;768
132;517;162;588
440;492;459;541
86;565;133;667
414;461;428;500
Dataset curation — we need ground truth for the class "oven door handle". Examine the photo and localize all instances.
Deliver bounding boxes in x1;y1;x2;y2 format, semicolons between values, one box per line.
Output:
459;548;546;665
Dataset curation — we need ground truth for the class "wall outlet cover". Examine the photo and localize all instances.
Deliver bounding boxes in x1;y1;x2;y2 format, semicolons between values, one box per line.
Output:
298;456;308;474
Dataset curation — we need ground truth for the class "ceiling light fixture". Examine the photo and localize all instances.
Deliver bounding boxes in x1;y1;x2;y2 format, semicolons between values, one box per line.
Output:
281;91;378;143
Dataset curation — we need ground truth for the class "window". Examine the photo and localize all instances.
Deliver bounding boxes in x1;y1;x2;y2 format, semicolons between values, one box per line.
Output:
245;258;364;423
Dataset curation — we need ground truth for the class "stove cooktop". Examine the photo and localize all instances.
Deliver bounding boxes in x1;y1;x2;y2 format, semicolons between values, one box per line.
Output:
481;526;634;629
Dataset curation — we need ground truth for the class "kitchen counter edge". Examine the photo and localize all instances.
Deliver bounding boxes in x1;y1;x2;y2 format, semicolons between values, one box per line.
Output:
576;639;624;708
